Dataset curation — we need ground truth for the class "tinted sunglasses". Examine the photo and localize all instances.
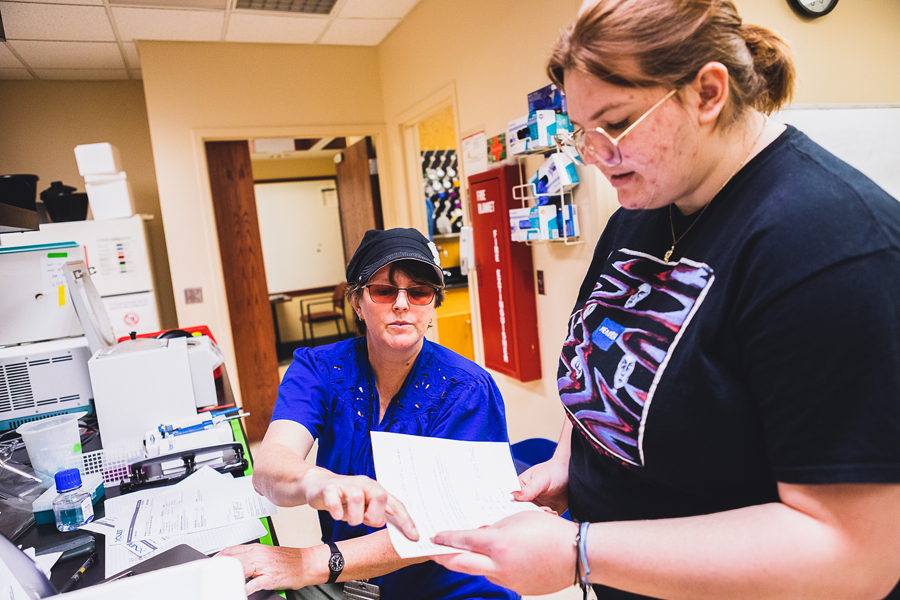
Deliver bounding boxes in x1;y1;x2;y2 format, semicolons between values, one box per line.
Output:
365;284;437;306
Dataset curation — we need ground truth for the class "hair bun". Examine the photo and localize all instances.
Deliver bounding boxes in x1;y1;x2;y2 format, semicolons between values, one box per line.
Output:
741;23;795;114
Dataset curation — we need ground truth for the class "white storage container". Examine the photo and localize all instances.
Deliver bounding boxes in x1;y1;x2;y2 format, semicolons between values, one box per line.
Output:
85;172;135;220
74;143;123;176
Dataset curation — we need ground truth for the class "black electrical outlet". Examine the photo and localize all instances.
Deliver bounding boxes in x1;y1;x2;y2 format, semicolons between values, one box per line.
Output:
537;270;545;295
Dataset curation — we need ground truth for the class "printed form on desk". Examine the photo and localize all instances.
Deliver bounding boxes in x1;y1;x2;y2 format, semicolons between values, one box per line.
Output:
84;466;276;577
370;432;543;559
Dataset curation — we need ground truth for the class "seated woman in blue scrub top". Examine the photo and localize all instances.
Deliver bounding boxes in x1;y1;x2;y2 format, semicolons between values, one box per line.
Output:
220;228;519;600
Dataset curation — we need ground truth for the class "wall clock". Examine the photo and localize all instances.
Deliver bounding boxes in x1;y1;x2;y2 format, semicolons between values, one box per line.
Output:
788;0;838;18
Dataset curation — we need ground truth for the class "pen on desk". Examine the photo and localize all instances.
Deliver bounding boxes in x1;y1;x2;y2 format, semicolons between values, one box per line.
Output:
57;551;97;593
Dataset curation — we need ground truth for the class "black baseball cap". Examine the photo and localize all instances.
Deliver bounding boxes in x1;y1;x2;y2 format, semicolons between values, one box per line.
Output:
346;228;444;286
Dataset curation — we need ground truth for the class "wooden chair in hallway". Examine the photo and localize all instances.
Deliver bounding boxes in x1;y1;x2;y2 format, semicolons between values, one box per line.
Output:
300;282;349;341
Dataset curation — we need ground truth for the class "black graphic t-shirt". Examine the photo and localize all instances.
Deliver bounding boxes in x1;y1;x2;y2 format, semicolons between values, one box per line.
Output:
561;127;900;599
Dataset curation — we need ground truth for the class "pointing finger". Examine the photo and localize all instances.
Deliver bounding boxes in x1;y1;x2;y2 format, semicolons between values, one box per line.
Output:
385;496;419;541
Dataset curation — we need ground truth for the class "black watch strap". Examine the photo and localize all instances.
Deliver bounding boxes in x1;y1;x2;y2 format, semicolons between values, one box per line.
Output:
327;541;344;584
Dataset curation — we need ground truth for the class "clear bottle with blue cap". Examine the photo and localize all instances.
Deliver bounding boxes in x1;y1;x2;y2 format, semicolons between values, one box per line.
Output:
52;468;94;532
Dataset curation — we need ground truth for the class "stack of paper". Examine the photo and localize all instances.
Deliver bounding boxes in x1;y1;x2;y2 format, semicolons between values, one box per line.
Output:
81;467;277;577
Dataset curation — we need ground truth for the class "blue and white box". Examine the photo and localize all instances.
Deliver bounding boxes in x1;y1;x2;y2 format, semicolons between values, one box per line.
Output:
528;84;567;114
508;114;537;155
558;204;580;238
534;110;573;149
530;153;580;200
510;205;559;242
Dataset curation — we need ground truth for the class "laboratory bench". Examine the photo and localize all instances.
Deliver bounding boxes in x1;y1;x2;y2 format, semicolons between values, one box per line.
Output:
2;416;289;598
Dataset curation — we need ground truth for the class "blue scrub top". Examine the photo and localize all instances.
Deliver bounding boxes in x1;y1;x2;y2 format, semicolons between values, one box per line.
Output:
271;336;519;600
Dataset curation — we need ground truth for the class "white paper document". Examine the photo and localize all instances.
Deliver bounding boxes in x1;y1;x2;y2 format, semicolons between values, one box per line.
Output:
124;471;276;541
102;518;268;577
96;467;274;577
370;432;542;558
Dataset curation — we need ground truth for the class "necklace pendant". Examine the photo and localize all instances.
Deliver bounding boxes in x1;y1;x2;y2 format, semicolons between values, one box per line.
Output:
663;246;674;262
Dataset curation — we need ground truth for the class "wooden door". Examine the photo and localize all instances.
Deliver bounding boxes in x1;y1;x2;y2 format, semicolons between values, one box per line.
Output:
205;140;279;442
335;137;383;266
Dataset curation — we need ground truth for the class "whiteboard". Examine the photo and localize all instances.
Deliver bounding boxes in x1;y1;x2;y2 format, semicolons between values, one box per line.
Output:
255;179;345;294
774;104;900;200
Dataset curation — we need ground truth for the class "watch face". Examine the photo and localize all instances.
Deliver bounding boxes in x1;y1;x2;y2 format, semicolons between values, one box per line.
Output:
329;554;344;572
789;0;838;17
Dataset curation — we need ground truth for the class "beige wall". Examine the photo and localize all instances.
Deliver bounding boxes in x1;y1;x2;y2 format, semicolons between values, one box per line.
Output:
376;0;900;444
0;80;178;329
138;41;388;402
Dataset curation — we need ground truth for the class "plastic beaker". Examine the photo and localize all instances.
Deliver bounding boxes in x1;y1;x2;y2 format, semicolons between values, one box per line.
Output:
16;412;87;478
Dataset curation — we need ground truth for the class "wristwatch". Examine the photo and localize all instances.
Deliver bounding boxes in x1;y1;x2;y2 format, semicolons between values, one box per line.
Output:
327;541;344;584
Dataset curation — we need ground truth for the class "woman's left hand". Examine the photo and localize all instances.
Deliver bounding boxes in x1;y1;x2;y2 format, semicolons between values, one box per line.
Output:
218;543;307;594
429;511;579;596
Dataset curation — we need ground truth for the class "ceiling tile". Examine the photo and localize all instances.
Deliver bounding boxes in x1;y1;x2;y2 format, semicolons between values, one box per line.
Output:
337;0;420;19
0;43;24;68
0;2;116;41
111;7;224;42
9;0;103;5
34;67;128;79
0;68;34;79
318;17;399;45
111;0;227;9
121;41;140;68
9;41;124;68
225;12;328;43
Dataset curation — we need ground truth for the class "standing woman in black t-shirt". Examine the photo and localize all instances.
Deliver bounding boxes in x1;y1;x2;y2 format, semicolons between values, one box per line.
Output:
430;1;900;599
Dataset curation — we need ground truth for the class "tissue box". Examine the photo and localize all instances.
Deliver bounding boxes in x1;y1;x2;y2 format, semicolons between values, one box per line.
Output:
558;204;580;238
507;114;537;155
510;205;559;242
530;154;580;199
85;172;135;220
75;143;123;177
32;473;106;525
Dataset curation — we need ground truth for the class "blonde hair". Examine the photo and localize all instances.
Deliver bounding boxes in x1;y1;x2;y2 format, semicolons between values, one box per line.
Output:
548;0;795;125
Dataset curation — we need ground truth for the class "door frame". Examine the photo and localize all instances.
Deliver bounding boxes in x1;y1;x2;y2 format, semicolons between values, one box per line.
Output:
188;124;390;431
395;83;483;361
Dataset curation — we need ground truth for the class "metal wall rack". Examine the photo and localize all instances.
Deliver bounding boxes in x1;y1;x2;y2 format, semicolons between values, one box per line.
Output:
511;151;583;246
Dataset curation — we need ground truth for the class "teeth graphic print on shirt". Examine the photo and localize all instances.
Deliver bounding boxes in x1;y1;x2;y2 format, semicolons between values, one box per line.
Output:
558;249;714;467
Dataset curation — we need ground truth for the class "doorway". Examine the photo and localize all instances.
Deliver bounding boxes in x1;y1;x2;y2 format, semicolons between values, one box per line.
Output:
204;135;384;441
402;102;476;362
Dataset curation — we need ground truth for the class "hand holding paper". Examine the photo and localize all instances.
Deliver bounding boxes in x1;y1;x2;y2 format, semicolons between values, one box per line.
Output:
370;432;542;558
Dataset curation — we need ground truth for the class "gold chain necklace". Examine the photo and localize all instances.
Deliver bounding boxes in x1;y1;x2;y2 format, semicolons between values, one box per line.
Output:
663;115;768;263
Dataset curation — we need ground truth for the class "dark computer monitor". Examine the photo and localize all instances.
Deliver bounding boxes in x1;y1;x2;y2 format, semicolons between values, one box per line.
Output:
0;532;58;599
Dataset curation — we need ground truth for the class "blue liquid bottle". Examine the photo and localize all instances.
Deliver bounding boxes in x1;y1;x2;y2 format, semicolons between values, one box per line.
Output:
52;468;94;532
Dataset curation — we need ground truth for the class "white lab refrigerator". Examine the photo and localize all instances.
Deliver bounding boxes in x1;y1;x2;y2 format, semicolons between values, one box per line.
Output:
0;215;161;338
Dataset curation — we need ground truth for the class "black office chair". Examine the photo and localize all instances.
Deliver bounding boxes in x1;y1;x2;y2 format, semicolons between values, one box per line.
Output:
300;282;349;341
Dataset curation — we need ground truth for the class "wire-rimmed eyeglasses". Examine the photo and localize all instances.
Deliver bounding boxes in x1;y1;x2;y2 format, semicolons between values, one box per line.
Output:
365;284;438;306
554;89;678;167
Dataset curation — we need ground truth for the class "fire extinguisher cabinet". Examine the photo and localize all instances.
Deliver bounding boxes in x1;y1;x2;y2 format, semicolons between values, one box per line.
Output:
468;165;542;382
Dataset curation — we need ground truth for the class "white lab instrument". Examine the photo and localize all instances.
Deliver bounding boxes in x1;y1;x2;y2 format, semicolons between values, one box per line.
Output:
0;215;162;338
0;244;94;431
87;336;199;447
